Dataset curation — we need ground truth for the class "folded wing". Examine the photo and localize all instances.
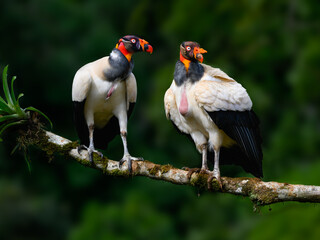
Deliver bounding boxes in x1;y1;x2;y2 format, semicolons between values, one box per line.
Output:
194;64;263;177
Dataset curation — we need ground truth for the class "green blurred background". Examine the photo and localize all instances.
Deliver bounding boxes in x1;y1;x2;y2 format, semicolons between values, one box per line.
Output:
1;0;320;239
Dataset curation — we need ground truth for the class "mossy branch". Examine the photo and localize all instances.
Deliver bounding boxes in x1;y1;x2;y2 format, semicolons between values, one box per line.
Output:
21;129;320;206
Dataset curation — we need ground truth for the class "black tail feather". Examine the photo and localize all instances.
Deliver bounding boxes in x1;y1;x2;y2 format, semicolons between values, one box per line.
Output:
207;110;263;178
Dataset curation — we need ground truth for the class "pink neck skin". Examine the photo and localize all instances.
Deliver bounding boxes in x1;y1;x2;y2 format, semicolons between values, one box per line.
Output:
179;87;188;116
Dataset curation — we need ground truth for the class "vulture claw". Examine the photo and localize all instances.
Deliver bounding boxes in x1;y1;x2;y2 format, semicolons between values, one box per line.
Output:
77;145;103;165
119;154;143;174
182;167;201;179
77;145;87;155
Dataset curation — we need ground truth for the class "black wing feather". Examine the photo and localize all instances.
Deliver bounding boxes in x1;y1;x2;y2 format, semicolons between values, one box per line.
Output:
207;110;263;178
73;100;89;146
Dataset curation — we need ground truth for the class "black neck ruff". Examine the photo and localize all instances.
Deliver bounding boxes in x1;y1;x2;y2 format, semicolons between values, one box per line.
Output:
174;61;204;86
104;49;134;81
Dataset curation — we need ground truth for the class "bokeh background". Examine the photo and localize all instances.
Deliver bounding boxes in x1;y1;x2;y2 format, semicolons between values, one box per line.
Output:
1;0;320;239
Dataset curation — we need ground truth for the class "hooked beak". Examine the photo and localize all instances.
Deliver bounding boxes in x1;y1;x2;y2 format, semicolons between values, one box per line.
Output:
193;47;207;63
139;39;153;54
115;38;122;49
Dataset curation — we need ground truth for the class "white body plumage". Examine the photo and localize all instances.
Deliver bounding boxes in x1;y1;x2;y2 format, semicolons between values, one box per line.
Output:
72;54;137;132
165;63;252;153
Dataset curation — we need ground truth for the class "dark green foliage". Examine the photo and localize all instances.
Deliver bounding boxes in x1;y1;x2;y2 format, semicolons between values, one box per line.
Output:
1;0;320;239
0;66;53;171
0;66;52;141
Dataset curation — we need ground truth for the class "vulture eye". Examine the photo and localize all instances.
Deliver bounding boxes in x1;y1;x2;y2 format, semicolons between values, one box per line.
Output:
131;39;136;43
186;46;191;51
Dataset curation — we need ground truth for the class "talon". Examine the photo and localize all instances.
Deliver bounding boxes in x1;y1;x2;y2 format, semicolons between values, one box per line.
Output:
77;145;87;155
128;158;132;174
118;155;143;174
77;146;82;155
119;159;125;168
183;167;201;179
79;145;103;166
89;151;94;165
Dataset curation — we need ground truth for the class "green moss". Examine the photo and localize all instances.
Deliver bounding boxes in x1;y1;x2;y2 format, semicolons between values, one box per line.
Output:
149;164;173;176
36;131;77;159
190;172;209;191
210;179;221;191
149;165;161;175
241;178;279;206
18;126;83;163
160;164;172;174
107;168;131;178
253;185;279;206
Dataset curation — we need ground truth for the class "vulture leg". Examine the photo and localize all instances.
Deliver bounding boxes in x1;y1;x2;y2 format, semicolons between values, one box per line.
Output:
88;125;96;164
201;144;209;171
119;131;144;173
183;144;208;179
213;148;220;180
77;125;103;164
208;148;222;189
117;106;144;173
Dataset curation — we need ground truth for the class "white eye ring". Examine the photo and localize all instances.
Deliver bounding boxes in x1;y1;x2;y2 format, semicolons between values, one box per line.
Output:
131;39;136;43
186;46;191;51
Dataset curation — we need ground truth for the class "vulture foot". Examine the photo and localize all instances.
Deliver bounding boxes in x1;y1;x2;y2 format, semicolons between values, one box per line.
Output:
119;154;144;173
77;145;103;165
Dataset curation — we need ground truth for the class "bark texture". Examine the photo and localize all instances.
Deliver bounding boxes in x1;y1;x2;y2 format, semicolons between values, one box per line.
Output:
29;130;320;206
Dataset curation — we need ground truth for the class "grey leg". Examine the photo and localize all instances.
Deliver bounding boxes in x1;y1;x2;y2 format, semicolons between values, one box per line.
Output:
207;148;222;189
201;144;208;171
213;148;220;180
88;125;95;164
184;144;208;179
78;125;103;164
119;131;143;173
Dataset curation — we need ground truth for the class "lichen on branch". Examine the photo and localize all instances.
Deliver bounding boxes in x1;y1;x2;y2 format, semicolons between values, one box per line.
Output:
19;128;320;207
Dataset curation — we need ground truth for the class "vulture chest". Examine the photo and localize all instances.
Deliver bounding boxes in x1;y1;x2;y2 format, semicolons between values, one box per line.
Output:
85;77;127;129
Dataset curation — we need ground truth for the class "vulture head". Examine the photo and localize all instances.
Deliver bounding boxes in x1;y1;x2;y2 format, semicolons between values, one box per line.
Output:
116;35;153;54
180;41;207;63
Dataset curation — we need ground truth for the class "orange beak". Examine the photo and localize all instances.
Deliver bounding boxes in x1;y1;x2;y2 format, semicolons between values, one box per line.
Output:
139;39;153;54
116;38;123;48
193;47;207;63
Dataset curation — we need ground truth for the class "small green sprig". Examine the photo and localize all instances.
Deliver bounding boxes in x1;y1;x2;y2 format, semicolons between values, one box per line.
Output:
0;65;52;141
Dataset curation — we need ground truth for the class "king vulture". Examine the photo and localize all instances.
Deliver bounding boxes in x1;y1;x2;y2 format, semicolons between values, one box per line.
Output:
164;41;263;186
72;35;153;171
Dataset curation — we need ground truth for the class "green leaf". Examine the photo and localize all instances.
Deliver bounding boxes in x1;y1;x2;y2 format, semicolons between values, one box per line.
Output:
10;75;17;105
24;153;32;174
25;106;53;129
15;94;26;117
0;120;27;136
0;98;13;114
9;76;25;117
0;95;8;104
2;66;14;107
17;93;24;104
0;114;20;123
10;143;20;155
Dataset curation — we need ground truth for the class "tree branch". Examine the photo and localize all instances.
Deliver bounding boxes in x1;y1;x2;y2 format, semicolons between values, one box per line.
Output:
24;129;320;206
